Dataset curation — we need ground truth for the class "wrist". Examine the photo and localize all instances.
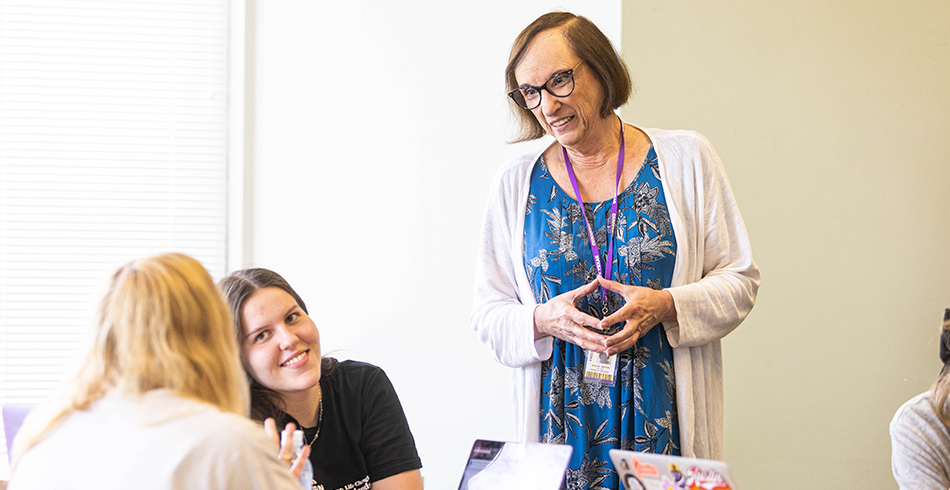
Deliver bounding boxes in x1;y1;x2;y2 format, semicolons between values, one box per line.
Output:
662;290;677;322
533;304;546;341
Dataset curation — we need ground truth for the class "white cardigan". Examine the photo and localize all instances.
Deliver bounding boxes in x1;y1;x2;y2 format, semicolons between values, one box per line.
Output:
471;127;760;459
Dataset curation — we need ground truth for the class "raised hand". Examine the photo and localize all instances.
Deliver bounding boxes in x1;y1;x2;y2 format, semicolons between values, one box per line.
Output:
264;418;312;479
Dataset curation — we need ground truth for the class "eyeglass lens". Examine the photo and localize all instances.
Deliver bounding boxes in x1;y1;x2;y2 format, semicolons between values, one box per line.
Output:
512;71;575;109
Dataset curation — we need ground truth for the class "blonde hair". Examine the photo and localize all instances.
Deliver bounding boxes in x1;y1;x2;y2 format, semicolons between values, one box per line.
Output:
11;253;248;469
931;309;950;426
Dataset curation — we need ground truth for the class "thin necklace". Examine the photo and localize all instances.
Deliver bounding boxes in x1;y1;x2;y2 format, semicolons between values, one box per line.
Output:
306;385;323;446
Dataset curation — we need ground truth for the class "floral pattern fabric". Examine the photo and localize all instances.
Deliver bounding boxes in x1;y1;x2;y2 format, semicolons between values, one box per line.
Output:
524;145;681;490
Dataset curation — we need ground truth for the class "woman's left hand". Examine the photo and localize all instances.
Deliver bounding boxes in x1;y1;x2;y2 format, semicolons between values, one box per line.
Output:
595;276;677;356
264;418;312;479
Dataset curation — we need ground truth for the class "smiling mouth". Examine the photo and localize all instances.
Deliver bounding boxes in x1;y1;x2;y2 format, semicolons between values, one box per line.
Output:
550;116;574;128
280;350;308;367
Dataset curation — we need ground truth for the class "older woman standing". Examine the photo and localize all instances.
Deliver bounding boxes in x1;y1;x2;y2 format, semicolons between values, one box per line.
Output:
471;11;759;489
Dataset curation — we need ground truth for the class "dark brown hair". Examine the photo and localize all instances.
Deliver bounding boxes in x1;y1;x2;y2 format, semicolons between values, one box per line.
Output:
505;11;633;143
218;267;337;424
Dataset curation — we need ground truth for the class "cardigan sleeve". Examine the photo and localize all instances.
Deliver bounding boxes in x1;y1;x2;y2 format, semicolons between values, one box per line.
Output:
658;131;760;348
470;156;553;368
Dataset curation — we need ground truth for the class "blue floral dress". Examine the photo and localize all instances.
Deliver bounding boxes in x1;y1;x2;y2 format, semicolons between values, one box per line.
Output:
524;145;681;490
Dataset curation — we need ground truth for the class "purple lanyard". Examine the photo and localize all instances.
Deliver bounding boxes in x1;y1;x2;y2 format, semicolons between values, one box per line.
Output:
563;120;625;314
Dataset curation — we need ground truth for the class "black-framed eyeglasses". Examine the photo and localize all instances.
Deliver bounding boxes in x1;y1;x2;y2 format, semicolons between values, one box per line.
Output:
508;60;583;110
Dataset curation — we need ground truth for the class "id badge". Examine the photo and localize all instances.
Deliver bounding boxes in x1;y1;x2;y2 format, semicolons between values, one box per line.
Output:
584;349;618;386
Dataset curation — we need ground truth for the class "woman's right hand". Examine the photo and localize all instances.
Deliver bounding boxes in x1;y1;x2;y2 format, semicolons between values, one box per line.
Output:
533;280;607;353
264;418;312;479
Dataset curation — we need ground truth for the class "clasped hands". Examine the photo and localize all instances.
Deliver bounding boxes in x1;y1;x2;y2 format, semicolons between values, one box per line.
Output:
533;276;676;356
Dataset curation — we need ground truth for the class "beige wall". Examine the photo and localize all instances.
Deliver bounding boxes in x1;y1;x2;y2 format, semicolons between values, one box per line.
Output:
622;0;950;487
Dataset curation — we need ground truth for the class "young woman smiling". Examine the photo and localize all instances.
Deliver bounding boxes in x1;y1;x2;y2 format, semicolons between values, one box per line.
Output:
220;268;423;490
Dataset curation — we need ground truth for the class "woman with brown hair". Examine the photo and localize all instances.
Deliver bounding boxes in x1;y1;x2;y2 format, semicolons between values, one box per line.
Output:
471;11;759;489
219;268;423;490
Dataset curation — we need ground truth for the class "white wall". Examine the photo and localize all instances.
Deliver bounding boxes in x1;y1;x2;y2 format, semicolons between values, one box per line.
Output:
622;1;950;488
245;2;619;488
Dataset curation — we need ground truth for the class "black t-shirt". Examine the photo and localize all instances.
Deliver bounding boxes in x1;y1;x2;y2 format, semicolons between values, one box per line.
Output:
288;360;422;490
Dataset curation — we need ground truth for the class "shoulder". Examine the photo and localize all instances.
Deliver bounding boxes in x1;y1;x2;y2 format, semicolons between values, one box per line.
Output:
502;146;546;174
124;391;268;454
198;409;265;445
490;147;546;192
480;146;547;225
324;360;393;394
892;392;946;436
193;414;301;490
334;359;386;378
140;393;295;489
164;397;271;454
643;127;719;164
15;392;297;490
890;390;950;460
644;127;713;149
179;403;301;485
641;127;728;194
890;391;950;487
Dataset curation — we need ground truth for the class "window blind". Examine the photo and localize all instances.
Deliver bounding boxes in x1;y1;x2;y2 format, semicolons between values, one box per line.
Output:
0;0;232;476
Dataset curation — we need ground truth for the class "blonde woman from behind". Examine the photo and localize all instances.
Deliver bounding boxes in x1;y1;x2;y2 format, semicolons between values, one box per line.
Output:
890;308;950;490
9;253;302;490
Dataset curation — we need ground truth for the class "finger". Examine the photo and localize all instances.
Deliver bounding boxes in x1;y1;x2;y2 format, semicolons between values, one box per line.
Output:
278;422;297;464
570;335;608;353
603;305;658;336
575;311;604;329
604;321;657;355
567;282;606;328
599;289;659;329
571;279;600;299
595;275;626;294
561;324;609;352
560;301;602;329
264;418;280;450
290;445;311;478
599;302;634;328
603;327;641;356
